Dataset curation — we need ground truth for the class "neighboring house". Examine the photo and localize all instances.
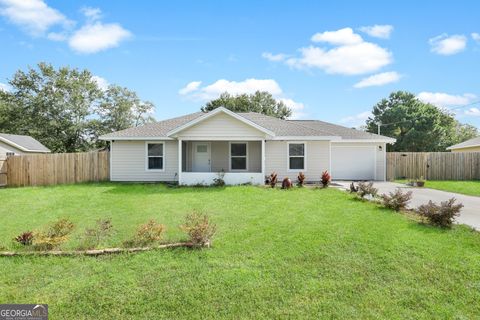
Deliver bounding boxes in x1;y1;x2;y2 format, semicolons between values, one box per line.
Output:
447;137;480;152
99;107;395;185
0;133;50;160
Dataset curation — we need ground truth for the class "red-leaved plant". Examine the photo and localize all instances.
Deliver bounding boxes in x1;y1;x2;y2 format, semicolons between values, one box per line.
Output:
14;231;34;246
282;177;293;189
269;172;278;188
297;172;306;187
321;171;331;188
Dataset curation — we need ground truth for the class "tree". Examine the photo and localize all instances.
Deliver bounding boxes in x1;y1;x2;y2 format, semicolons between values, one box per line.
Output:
366;91;478;151
201;91;292;119
0;63;155;152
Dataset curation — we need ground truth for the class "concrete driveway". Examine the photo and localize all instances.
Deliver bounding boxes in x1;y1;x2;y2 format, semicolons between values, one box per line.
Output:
334;181;480;230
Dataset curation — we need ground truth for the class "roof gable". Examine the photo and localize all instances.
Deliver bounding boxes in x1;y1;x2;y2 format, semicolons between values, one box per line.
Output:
167;107;275;137
447;136;480;150
0;133;50;152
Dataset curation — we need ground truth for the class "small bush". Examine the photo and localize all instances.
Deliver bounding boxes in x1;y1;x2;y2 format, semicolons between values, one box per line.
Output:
212;171;225;187
321;171;331;188
357;182;378;199
78;218;114;250
417;198;463;228
297;172;306;187
349;182;358;193
282;177;293;189
123;220;166;247
181;212;216;246
13;231;34;246
268;172;278;188
33;218;75;250
381;189;413;211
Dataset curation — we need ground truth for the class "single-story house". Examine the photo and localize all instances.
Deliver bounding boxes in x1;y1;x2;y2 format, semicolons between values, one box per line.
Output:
447;137;480;152
99;107;395;185
0;133;50;160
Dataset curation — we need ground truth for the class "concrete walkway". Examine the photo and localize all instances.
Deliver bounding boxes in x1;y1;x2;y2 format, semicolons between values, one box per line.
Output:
334;181;480;230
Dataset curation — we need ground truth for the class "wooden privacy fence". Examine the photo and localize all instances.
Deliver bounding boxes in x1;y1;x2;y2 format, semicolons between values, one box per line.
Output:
387;152;480;181
0;159;6;186
3;151;109;187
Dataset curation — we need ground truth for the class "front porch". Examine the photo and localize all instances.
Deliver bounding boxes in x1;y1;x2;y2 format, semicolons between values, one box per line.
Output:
178;140;265;185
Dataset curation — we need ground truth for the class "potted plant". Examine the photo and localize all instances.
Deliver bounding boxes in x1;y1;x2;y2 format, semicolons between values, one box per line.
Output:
416;176;425;187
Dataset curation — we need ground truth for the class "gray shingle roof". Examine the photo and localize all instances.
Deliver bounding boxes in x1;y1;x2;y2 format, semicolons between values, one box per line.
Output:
447;137;480;150
0;133;50;152
99;109;394;141
289;120;392;140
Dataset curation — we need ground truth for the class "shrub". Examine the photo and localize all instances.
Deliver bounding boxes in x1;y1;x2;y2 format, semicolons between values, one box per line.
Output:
123;220;166;247
282;177;293;189
321;171;331;188
349;182;358;193
181;211;216;246
212;170;225;187
33;218;75;250
357;182;378;199
13;231;34;246
417;198;463;228
78;218;114;250
297;172;306;187
268;172;278;188
381;189;413;211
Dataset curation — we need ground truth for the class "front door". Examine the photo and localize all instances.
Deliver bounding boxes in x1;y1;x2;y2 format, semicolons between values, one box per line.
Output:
193;142;211;172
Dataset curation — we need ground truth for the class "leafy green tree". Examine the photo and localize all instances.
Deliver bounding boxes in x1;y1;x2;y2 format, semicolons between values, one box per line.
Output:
366;91;478;151
201;91;292;119
0;63;155;152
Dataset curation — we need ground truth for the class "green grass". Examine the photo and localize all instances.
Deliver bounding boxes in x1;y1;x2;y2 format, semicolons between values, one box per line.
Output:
396;179;480;196
1;183;480;319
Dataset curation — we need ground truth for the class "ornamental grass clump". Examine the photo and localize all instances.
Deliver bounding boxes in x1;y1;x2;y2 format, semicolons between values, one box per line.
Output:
181;211;216;246
123;220;166;248
417;198;463;228
33;218;75;250
13;231;34;246
381;189;413;211
78;218;114;250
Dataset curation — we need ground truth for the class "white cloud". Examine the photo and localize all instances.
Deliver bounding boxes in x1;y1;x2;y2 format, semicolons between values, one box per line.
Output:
0;82;11;92
178;81;201;95
465;107;480;116
472;33;480;43
429;34;467;55
68;22;131;54
359;25;393;39
262;52;288;62
179;78;305;118
311;27;363;45
81;7;101;21
340;111;371;127
353;71;401;88
0;0;72;36
417;92;477;107
286;42;392;75
92;75;109;91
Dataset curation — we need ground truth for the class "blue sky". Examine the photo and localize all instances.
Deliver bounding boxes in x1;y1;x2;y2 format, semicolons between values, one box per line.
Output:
1;0;479;129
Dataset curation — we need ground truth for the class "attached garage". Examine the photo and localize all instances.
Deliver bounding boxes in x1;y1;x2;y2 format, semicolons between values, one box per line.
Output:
331;144;377;180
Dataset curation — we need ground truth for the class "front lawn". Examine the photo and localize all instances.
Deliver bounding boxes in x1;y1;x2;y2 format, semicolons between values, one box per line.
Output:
396;180;480;196
1;183;480;319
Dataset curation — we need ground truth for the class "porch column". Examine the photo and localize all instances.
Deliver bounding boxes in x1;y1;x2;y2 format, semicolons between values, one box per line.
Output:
261;139;265;178
178;139;182;185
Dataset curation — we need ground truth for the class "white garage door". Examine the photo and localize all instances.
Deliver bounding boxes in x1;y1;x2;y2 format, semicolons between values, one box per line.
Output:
331;145;376;180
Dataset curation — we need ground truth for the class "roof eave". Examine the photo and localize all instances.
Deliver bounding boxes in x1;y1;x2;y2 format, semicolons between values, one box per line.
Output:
0;136;50;153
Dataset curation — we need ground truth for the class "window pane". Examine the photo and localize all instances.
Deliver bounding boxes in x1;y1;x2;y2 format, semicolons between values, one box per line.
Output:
289;144;304;156
196;145;207;153
148;157;163;169
231;143;247;156
148;144;163;156
231;157;247;170
289;157;304;170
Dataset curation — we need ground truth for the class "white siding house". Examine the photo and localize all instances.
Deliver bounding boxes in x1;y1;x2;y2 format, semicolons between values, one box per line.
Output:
100;107;395;185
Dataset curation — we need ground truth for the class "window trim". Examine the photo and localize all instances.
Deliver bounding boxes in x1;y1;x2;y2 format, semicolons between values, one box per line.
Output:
287;141;306;172
229;141;249;172
145;141;165;172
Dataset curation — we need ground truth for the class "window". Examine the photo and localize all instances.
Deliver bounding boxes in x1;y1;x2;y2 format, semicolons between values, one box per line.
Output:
230;142;247;170
147;143;164;170
288;143;305;170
